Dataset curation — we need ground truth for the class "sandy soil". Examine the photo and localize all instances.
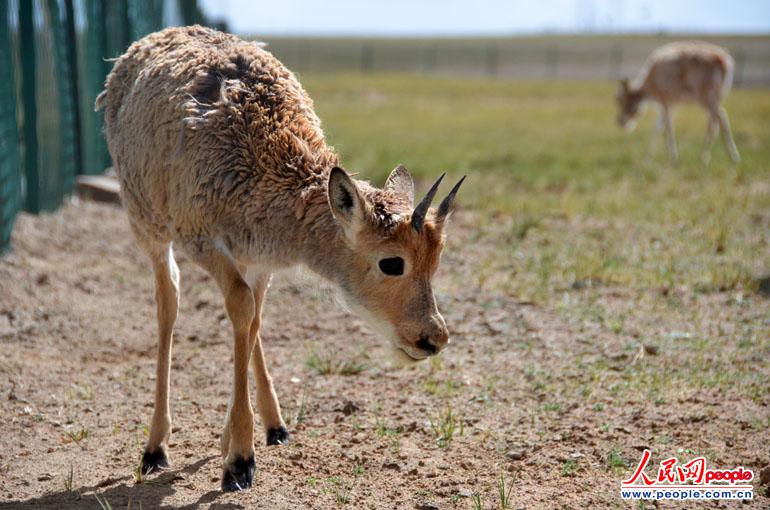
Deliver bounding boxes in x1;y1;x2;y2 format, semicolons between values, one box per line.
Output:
0;200;767;509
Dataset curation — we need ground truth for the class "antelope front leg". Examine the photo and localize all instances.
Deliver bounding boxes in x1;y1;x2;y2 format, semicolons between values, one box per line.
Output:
716;106;740;163
246;271;289;445
662;105;678;162
701;113;719;166
192;244;257;491
646;109;664;160
142;244;179;475
220;270;289;451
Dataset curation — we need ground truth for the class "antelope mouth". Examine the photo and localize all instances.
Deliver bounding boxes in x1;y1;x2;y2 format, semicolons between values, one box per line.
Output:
398;346;429;361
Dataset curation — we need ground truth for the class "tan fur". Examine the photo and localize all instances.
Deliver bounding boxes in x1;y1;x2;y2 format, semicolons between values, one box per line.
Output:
98;26;455;490
617;41;740;164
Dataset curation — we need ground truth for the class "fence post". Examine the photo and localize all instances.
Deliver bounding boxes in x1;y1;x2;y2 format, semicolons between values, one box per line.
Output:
609;44;623;80
422;45;437;74
19;0;39;213
546;45;559;80
129;0;164;41
105;0;130;59
298;39;310;73
80;0;110;175
733;50;746;88
47;0;78;199
63;0;82;175
0;0;22;251
180;0;205;25
360;42;374;73
485;45;499;77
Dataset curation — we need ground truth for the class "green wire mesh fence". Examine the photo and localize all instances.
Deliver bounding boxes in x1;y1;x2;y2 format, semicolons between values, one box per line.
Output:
0;0;22;251
0;0;221;253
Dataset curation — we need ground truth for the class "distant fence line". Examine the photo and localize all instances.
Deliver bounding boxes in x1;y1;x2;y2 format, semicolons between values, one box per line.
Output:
263;37;769;88
0;0;224;253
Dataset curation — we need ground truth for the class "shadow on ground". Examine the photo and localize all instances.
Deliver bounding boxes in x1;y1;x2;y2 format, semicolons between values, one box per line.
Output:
756;274;770;297
0;456;239;510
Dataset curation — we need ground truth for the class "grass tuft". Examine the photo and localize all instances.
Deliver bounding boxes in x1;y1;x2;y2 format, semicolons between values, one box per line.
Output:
497;471;515;509
64;428;91;444
63;463;74;492
608;447;628;472
94;494;112;510
472;493;483;510
428;406;464;448
306;350;369;376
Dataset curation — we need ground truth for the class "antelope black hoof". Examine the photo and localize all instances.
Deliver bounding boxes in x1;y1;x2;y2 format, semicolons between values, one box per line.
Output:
141;447;169;475
221;456;256;492
266;425;290;446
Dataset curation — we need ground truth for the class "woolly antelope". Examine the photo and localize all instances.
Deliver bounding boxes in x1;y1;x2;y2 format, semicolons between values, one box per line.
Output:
97;26;463;491
616;41;740;165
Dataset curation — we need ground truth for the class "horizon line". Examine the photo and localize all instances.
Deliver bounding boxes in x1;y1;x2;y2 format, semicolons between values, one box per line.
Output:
232;29;770;39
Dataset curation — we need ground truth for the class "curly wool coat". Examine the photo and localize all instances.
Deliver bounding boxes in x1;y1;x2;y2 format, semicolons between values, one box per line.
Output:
97;25;418;274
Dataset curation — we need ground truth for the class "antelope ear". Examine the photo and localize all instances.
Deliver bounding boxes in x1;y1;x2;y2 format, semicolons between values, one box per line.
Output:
328;166;366;242
384;164;415;206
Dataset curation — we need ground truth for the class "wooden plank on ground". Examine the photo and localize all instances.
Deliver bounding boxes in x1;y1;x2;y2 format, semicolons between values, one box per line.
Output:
76;175;121;204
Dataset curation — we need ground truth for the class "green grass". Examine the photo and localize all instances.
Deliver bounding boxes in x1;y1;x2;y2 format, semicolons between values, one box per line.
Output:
428;406;464;448
374;416;400;438
63;463;74;492
302;74;770;300
94;494;112;510
562;459;580;477
65;427;91;444
305;350;369;375
472;493;483;510
293;73;770;411
607;447;629;473
497;471;515;509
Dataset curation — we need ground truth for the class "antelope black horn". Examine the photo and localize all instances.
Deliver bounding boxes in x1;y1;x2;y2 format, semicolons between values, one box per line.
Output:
437;175;466;221
411;173;445;232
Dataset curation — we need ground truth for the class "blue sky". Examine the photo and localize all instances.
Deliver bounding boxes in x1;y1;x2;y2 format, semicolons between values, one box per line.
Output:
199;0;770;36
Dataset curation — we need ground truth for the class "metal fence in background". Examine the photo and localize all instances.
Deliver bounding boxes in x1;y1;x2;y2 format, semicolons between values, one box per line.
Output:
0;0;222;253
0;0;22;251
264;36;770;88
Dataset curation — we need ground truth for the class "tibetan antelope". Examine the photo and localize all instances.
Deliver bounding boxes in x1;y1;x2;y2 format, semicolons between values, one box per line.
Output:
97;26;464;491
616;41;740;165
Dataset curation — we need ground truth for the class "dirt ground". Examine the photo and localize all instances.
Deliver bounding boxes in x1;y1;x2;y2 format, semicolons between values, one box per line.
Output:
0;199;768;509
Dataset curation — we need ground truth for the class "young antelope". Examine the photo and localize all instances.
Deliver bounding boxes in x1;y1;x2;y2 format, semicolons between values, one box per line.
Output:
616;41;740;165
97;26;464;491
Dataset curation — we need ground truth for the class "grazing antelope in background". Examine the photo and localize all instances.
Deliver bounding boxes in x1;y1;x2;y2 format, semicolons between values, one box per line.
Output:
97;26;464;491
616;41;740;165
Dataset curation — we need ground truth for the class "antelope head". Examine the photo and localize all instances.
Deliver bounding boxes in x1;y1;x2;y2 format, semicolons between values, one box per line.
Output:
327;165;465;361
616;77;644;129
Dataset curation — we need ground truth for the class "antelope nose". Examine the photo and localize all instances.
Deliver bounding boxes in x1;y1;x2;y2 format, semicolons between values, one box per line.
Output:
416;335;437;355
416;327;449;356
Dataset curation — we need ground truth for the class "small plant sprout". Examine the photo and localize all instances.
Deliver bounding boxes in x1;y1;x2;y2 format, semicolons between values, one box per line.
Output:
291;384;309;425
497;470;515;509
94;494;113;510
63;463;74;492
65;427;91;445
305;350;369;376
428;406;464;448
134;456;162;485
374;417;400;438
608;448;628;472
562;459;579;476
472;492;483;510
134;461;145;483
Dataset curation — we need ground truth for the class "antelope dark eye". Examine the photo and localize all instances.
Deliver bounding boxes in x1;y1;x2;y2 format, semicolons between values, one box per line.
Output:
378;257;404;276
